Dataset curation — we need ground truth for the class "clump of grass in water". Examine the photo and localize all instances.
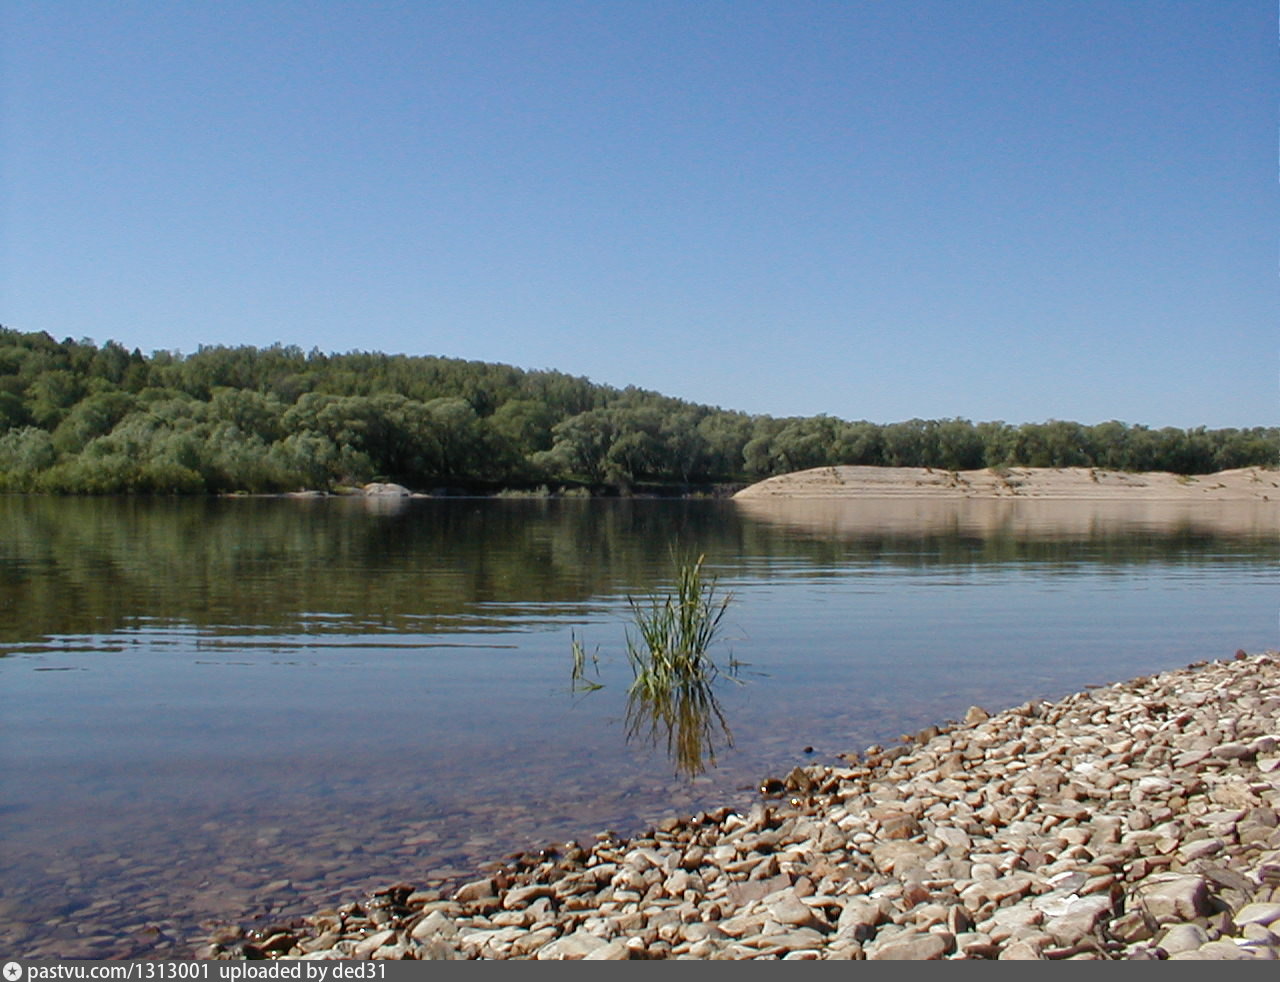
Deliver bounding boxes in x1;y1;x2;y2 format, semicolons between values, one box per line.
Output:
624;553;733;701
572;553;740;776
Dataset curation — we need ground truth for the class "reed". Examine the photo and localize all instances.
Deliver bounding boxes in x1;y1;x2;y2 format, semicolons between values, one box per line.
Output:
569;552;740;775
622;553;737;775
623;553;732;698
569;632;604;692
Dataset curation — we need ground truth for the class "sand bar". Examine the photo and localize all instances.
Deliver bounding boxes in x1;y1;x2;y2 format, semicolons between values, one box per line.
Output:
734;466;1280;502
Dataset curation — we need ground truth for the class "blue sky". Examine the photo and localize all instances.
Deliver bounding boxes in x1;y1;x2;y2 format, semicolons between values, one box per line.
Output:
2;1;1274;429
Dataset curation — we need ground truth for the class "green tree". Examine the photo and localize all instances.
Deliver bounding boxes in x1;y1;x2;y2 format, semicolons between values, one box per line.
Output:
25;370;84;428
490;399;558;456
51;391;138;454
208;388;286;443
543;410;619;484
0;426;57;488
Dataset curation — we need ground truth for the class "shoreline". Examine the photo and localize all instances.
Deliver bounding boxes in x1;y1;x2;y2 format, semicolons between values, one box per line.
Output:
206;651;1280;961
734;466;1280;503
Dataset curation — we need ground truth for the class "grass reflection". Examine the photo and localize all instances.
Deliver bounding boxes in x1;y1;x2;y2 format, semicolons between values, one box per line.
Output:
624;666;734;777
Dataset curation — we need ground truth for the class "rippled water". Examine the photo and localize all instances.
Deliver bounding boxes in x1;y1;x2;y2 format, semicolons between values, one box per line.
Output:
0;494;1275;957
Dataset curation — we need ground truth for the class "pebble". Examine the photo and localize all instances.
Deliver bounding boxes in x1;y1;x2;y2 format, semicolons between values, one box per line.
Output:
206;652;1280;960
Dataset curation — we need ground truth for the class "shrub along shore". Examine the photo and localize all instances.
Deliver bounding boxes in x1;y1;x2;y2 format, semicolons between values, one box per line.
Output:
206;651;1280;961
2;329;1275;495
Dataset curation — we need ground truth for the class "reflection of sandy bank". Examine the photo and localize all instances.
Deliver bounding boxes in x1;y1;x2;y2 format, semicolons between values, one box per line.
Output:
735;466;1280;503
359;495;411;515
734;495;1280;540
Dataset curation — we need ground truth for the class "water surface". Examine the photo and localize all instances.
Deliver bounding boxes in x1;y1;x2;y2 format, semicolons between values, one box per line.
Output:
0;495;1275;957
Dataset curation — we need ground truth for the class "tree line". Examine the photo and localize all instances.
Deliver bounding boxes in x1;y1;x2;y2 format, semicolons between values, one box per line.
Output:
0;327;1275;494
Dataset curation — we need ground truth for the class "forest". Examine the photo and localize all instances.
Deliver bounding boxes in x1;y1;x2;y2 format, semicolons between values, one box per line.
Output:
0;327;1275;494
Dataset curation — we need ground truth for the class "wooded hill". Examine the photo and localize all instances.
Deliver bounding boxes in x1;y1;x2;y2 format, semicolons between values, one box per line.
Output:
0;327;1275;494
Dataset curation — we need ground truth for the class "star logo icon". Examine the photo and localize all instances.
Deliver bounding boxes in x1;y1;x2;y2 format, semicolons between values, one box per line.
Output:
3;963;22;981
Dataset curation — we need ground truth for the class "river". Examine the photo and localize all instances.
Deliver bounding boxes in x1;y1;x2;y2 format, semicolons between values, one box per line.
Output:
0;494;1275;957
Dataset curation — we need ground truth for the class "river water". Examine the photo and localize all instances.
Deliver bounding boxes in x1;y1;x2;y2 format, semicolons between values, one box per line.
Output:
0;494;1275;957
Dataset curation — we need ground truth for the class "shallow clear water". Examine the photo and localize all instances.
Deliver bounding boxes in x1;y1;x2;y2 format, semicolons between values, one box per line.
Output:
0;494;1275;956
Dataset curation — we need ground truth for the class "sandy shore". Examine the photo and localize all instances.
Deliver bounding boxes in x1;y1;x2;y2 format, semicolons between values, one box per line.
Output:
207;651;1280;961
733;466;1280;502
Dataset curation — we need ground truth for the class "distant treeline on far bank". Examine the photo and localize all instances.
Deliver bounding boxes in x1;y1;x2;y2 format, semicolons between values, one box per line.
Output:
0;327;1275;495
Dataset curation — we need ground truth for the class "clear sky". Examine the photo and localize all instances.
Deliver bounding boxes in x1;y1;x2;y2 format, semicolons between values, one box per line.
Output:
2;1;1275;429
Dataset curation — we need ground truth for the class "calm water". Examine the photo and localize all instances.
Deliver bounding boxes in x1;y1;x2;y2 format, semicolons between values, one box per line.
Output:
1;494;1276;957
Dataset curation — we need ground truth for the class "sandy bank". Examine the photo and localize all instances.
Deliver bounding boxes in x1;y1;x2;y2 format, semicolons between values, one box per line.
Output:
208;651;1280;961
734;466;1280;502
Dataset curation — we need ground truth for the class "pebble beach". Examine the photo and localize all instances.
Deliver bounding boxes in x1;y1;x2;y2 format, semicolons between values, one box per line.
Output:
205;649;1280;961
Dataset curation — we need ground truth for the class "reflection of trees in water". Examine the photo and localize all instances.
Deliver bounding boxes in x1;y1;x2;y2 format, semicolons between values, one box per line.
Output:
0;497;749;643
1;495;1273;646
